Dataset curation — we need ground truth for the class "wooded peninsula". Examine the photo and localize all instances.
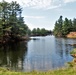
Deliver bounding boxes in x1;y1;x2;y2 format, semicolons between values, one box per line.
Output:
53;16;76;37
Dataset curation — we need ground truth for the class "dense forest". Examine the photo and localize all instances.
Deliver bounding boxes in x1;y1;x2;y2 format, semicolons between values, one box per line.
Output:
53;16;76;37
0;0;30;43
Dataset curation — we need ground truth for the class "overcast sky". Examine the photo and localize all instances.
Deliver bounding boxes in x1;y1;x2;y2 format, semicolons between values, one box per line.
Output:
1;0;76;30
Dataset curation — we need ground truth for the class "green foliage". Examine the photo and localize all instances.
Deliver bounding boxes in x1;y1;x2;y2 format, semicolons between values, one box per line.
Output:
32;28;37;35
0;0;29;41
67;62;74;67
72;18;76;31
53;16;76;37
36;28;41;35
40;28;46;36
53;16;63;37
62;18;71;35
32;28;52;36
0;67;76;75
70;48;76;54
53;21;59;36
27;28;31;36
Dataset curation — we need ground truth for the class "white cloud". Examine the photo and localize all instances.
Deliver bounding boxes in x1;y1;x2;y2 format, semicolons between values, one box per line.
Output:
0;0;76;9
22;0;63;9
47;4;62;9
24;16;45;19
64;0;76;3
0;0;62;9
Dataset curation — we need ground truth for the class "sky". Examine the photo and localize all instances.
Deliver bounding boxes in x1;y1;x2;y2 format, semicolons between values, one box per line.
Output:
1;0;76;30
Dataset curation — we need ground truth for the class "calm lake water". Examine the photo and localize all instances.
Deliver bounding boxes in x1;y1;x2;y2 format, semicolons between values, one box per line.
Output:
0;35;76;71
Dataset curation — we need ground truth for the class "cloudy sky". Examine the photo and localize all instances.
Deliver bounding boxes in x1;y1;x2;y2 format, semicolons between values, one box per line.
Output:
1;0;76;30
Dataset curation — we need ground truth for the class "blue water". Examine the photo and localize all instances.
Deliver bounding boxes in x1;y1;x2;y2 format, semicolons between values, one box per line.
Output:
0;35;75;71
23;35;74;71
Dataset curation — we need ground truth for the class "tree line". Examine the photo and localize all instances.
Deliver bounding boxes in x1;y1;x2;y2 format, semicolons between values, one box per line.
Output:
53;16;76;37
31;28;52;36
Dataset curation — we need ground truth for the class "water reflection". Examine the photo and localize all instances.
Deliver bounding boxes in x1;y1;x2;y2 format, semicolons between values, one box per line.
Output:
55;38;63;58
0;36;75;72
23;36;74;71
55;38;74;58
0;42;27;71
55;37;74;67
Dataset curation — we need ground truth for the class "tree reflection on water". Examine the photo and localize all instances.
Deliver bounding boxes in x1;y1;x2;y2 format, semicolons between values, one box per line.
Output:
0;42;27;71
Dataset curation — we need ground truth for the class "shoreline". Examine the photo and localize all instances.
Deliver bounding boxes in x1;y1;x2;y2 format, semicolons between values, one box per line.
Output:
0;67;75;75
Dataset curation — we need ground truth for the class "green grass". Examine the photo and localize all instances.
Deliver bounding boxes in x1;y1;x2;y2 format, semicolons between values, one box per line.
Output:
70;48;76;54
0;67;76;75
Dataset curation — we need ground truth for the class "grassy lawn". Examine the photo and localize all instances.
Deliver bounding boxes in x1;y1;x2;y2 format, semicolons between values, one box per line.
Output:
0;67;76;75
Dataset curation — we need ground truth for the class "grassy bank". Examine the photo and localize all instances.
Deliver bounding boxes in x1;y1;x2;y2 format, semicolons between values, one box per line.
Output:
0;67;76;75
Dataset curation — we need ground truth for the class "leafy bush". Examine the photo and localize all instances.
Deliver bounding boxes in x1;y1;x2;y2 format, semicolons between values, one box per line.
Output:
70;48;76;54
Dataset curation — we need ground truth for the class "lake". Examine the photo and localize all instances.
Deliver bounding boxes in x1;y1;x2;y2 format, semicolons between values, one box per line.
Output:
0;35;75;71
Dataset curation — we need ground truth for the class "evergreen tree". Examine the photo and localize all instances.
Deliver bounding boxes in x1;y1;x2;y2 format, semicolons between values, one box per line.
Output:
72;18;76;31
32;28;37;36
62;18;70;35
68;19;73;32
53;21;59;36
0;0;29;42
36;28;41;36
53;16;63;37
